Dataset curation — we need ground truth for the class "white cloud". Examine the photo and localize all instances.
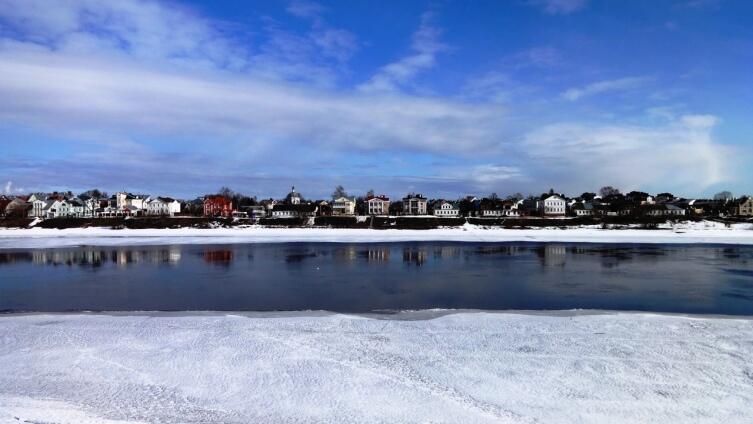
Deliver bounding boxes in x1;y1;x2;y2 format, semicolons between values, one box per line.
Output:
312;28;358;62
286;0;326;19
530;0;587;15
515;46;562;68
0;0;741;197
3;181;11;194
468;165;524;185
561;77;650;101
0;42;503;155
522;114;734;193
358;12;446;93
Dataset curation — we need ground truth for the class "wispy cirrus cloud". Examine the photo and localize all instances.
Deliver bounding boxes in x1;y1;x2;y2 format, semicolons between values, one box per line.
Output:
561;76;651;101
358;12;447;93
529;0;587;15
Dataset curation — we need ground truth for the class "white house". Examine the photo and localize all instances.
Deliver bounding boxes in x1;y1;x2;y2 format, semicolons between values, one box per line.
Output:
365;195;390;215
646;204;686;217
67;198;85;217
146;197;181;216
433;201;460;217
46;200;74;218
116;192;148;213
29;199;53;218
481;208;503;217
332;197;356;215
540;195;567;217
271;204;317;218
572;202;594;216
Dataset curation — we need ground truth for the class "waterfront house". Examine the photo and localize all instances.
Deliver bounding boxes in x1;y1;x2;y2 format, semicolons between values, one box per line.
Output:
571;202;594;216
29;198;53;218
239;205;266;219
203;195;234;217
116;192;148;212
146;197;181;216
644;203;686;217
332;197;356;215
539;195;567;217
433;200;460;217
402;193;428;215
271;203;317;218
365;195;390;215
733;196;753;216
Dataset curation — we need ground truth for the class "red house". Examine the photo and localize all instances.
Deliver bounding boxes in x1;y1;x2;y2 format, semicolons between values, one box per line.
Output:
203;195;234;217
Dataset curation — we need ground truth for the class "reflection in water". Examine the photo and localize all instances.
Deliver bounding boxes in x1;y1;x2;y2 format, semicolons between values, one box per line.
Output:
334;246;358;262
203;250;233;265
0;247;183;268
362;247;390;262
1;242;753;315
536;245;567;267
434;246;461;259
473;246;523;256
0;252;32;264
403;247;428;266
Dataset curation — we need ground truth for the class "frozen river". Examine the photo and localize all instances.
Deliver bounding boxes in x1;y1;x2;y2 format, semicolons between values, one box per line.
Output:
1;242;752;315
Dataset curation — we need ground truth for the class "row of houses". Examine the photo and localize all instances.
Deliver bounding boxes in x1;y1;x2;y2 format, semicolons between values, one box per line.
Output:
3;187;753;220
0;192;181;219
202;187;753;220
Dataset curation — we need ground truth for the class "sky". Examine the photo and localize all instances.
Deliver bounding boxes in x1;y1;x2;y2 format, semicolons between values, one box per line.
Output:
0;0;751;200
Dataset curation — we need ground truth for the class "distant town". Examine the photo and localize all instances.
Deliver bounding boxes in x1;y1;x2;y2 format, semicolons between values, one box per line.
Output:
1;185;752;224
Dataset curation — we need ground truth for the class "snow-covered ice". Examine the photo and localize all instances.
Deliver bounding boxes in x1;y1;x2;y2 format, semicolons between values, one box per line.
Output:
1;311;752;423
1;220;752;248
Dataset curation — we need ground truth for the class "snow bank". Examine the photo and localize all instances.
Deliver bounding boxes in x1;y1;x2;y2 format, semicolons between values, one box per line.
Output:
0;221;752;248
1;312;751;423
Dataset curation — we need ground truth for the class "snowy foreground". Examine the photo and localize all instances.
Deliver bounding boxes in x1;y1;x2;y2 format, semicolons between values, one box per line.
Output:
1;312;752;423
1;220;753;248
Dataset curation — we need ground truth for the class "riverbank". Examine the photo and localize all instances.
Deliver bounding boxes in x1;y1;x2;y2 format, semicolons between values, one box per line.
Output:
1;311;751;423
0;220;752;248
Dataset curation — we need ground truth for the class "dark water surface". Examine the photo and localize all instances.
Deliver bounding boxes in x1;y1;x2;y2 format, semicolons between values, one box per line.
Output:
1;242;752;315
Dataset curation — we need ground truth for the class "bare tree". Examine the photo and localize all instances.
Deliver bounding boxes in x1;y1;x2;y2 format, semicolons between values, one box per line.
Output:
599;186;620;197
332;185;348;199
366;189;375;198
714;191;733;201
218;187;234;198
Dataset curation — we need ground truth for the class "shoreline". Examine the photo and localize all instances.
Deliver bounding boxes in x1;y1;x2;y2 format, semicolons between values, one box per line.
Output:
2;308;751;320
1;221;752;247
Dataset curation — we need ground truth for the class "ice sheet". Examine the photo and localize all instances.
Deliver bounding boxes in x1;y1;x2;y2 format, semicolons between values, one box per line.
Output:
1;311;752;423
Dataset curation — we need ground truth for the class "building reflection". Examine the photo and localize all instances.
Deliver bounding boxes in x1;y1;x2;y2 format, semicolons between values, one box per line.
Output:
360;247;390;262
203;249;233;265
403;247;428;266
472;245;523;256
334;246;358;262
433;246;461;259
0;252;33;264
535;245;567;267
15;247;184;268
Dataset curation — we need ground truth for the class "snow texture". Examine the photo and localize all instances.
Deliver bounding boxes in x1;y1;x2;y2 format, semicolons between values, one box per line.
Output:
1;221;753;248
1;311;752;423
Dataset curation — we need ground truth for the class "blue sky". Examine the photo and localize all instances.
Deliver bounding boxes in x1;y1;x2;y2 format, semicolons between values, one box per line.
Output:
0;0;751;200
